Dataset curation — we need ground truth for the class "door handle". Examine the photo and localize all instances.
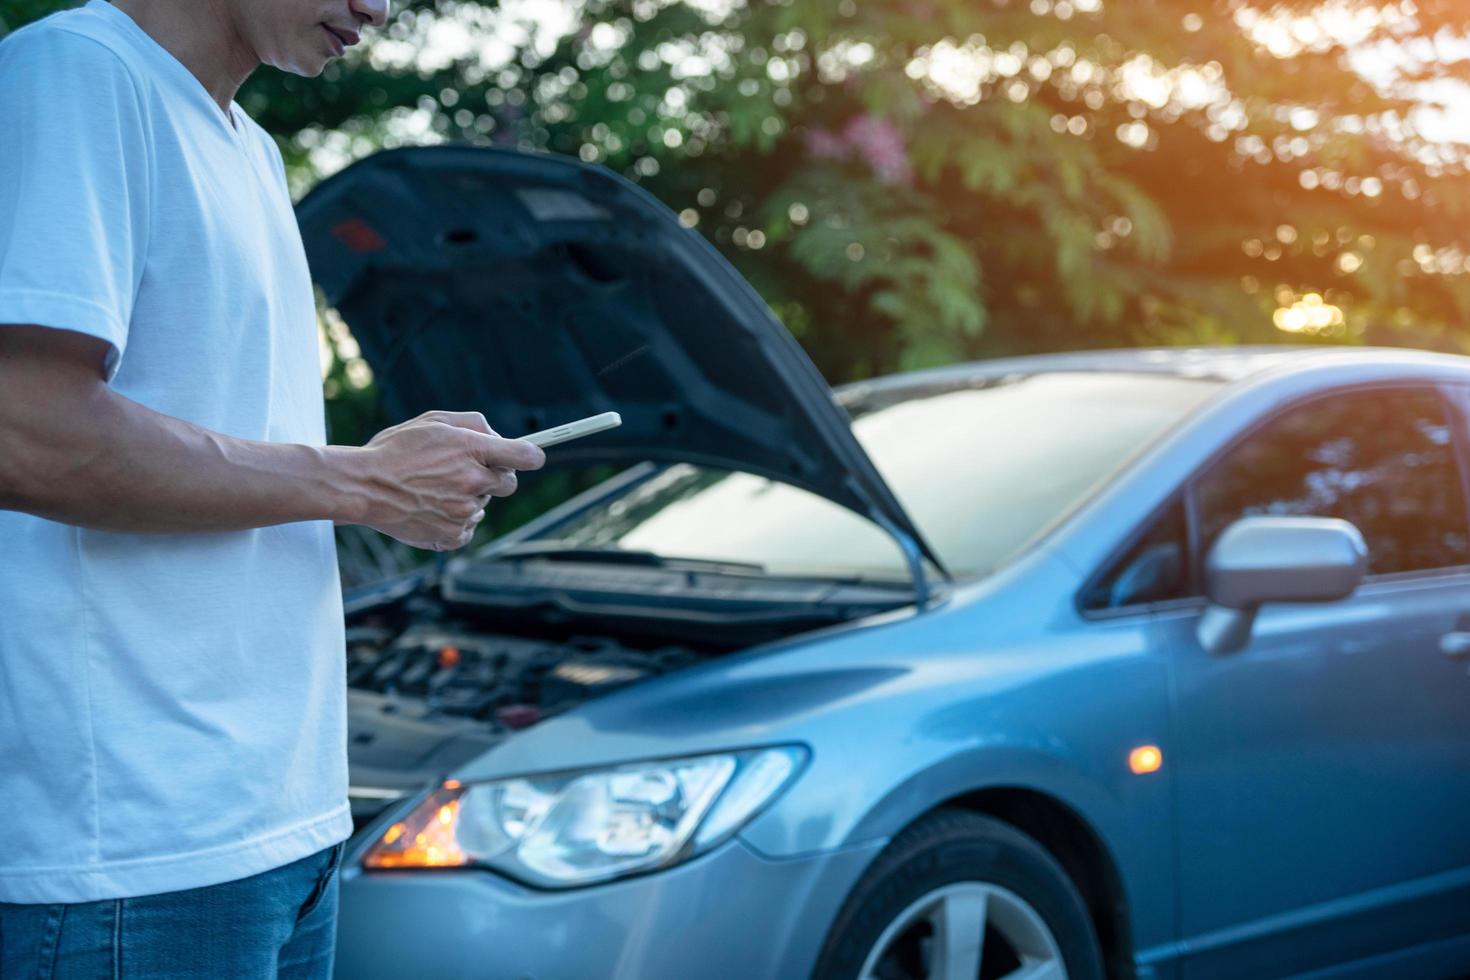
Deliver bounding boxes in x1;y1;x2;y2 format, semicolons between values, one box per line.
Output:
1440;632;1470;658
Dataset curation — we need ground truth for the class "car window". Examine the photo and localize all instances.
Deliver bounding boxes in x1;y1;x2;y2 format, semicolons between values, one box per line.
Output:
1194;387;1470;576
1081;500;1191;611
851;374;1218;577
547;373;1222;579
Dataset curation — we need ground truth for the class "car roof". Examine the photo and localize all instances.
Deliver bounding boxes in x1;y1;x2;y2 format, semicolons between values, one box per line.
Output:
834;345;1470;406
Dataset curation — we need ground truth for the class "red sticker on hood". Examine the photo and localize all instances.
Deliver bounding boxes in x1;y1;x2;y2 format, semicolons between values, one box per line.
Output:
331;218;387;253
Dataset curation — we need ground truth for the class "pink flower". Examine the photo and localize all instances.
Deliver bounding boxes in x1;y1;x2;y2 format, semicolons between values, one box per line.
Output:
803;114;913;185
843;114;913;185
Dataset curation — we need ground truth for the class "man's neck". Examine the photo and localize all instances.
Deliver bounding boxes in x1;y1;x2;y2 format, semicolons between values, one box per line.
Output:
110;0;256;113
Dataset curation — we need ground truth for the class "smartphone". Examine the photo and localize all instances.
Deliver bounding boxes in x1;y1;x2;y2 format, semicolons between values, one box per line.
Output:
519;411;622;448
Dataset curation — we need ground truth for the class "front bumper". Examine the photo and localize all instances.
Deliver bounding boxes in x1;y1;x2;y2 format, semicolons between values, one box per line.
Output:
333;836;885;980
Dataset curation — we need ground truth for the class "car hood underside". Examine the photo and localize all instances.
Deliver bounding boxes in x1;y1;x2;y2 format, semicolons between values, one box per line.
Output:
296;146;944;575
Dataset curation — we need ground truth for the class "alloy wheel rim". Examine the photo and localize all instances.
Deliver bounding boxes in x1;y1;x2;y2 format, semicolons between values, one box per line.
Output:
857;881;1067;980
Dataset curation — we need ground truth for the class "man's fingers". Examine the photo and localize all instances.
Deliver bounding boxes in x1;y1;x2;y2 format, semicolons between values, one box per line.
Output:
465;431;545;471
477;467;517;498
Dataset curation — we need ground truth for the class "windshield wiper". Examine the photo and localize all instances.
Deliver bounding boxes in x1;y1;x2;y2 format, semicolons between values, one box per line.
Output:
490;542;767;574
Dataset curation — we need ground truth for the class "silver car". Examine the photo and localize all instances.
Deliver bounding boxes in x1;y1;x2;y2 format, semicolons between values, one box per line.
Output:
299;148;1470;980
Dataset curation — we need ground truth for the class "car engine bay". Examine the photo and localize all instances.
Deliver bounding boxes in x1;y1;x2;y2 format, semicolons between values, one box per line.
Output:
344;604;704;827
341;557;916;828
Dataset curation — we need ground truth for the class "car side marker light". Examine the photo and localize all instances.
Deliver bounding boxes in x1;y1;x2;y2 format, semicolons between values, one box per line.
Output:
1129;745;1163;775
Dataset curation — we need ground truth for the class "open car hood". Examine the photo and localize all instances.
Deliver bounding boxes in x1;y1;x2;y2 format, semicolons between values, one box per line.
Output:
297;146;945;581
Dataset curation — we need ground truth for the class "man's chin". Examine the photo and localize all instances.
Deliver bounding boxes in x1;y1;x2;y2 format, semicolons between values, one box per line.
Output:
271;56;330;78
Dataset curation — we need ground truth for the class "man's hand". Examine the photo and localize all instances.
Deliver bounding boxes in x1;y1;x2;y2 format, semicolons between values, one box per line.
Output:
352;410;545;551
0;324;543;545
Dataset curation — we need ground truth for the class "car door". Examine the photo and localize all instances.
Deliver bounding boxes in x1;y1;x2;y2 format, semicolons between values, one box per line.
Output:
1150;384;1470;978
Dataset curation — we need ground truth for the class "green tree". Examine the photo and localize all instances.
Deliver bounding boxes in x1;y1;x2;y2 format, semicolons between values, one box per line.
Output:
7;0;1467;376
232;0;1470;378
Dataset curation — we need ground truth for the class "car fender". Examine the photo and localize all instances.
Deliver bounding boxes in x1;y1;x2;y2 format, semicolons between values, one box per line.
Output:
739;720;1176;956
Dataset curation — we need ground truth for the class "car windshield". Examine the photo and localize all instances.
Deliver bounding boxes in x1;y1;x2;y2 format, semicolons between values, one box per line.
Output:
543;373;1221;580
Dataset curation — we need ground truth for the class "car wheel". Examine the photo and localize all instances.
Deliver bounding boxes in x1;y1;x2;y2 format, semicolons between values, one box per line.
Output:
812;809;1105;980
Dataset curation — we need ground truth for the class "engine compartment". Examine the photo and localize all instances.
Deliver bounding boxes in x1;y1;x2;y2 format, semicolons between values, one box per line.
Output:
343;589;712;827
342;559;918;829
347;619;701;730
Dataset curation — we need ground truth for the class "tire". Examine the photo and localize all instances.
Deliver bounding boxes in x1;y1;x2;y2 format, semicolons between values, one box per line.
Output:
812;809;1106;980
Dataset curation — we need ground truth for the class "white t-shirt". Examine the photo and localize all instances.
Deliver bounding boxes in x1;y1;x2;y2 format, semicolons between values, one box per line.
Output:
0;0;350;903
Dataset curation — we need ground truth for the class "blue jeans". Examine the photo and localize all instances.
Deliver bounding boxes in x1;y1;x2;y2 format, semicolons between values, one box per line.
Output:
0;841;344;979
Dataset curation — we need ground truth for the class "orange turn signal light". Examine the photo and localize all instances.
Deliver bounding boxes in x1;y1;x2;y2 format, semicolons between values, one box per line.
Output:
1129;745;1163;775
363;786;469;869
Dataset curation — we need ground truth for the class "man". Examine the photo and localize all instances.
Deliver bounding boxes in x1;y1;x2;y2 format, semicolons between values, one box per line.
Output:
0;0;544;975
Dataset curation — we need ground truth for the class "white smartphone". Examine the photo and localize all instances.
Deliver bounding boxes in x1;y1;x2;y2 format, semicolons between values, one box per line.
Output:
519;411;622;448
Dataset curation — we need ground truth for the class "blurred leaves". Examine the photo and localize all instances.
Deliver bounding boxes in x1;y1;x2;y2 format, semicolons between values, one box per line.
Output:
7;0;1470;380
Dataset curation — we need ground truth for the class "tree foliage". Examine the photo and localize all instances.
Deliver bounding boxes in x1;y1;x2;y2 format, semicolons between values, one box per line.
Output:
249;0;1470;376
7;0;1468;379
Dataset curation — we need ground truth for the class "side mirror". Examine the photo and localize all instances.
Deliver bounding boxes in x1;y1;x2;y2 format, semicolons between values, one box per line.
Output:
1198;516;1367;655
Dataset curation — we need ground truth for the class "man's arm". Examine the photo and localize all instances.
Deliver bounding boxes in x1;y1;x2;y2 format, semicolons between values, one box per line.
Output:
0;325;544;551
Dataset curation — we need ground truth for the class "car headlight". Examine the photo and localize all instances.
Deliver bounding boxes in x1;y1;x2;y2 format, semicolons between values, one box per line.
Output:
362;746;808;887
